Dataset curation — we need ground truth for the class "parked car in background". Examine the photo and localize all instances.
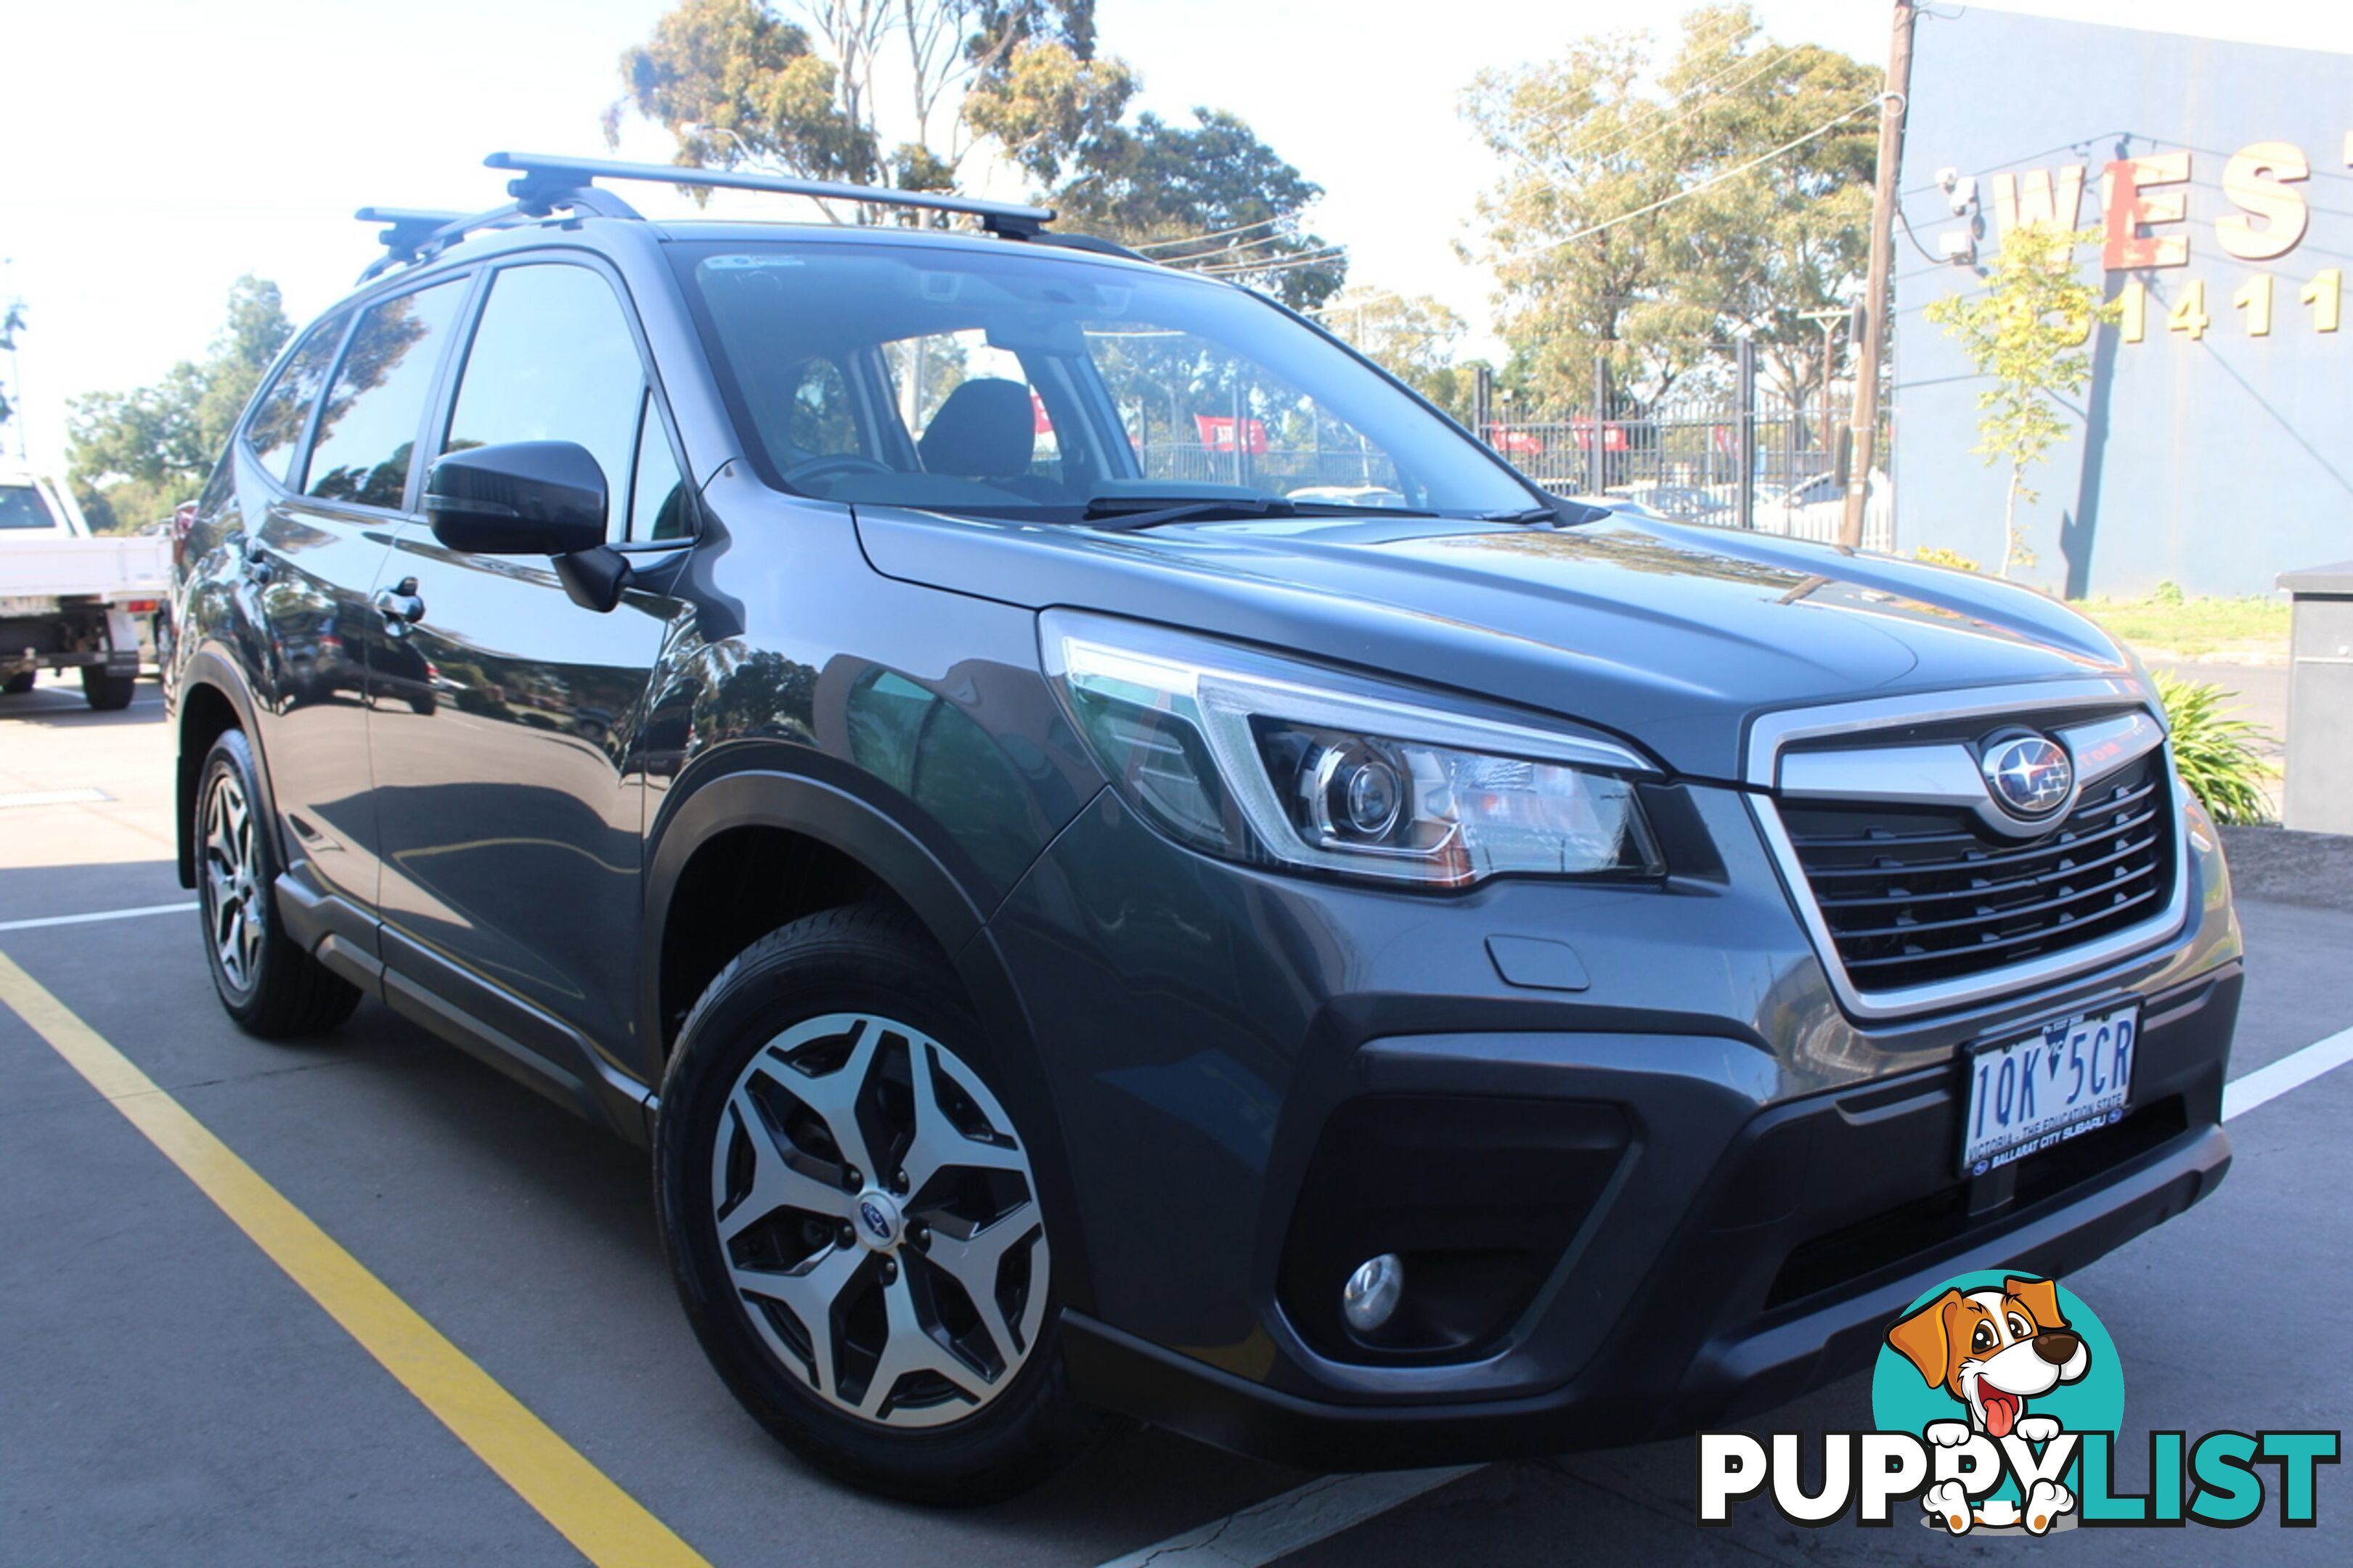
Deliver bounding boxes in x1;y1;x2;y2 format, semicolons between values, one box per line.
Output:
1753;467;1893;551
0;471;170;708
171;153;2240;1506
1284;483;1408;509
1604;482;1732;523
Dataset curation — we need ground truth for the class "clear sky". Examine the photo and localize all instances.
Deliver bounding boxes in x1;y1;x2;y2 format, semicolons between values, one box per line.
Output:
1;0;2344;479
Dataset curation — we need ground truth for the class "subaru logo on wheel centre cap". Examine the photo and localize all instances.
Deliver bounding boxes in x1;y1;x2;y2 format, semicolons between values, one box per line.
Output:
1981;733;2073;817
859;1197;894;1239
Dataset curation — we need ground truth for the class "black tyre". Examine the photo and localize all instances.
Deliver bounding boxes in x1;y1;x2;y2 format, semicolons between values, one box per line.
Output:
195;728;361;1038
2;671;33;696
82;666;137;711
656;905;1102;1504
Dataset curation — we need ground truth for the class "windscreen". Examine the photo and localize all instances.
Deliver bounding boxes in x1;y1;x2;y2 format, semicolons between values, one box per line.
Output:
673;240;1538;520
0;483;59;531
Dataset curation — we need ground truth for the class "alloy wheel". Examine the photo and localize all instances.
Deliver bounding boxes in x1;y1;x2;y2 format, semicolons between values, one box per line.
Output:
709;1012;1049;1429
203;770;262;992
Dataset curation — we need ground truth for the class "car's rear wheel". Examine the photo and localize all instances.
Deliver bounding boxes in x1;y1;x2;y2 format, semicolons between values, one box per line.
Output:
2;671;33;695
656;905;1100;1504
195;729;360;1038
82;666;137;710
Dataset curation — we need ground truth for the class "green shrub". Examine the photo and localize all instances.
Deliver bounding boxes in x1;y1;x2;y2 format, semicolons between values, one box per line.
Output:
2152;671;2273;825
1913;545;1983;573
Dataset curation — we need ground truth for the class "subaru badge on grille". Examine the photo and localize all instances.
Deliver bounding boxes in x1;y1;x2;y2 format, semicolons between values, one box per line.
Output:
1981;733;2073;818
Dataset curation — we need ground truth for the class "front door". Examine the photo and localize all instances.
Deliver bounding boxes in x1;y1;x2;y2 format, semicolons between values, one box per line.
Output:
367;258;692;1069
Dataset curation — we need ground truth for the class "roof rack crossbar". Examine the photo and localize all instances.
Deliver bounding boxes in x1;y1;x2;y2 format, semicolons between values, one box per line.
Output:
482;150;1056;237
351;185;640;282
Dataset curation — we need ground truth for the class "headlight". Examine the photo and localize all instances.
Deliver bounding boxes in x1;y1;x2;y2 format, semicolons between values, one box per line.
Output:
1041;611;1662;887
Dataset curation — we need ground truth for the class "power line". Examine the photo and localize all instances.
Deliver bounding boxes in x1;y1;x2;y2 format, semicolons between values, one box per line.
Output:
1192;239;1348;271
1538;16;1779;166
1145;229;1307;268
1132;213;1290;252
1195;245;1348;278
1565;44;1795;170
1496;97;1886;259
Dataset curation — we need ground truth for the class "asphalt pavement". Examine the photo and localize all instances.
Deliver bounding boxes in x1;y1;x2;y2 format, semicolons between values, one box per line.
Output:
2;672;2347;1565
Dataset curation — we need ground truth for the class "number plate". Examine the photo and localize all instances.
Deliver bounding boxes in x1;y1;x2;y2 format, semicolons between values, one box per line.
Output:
1962;1002;2138;1176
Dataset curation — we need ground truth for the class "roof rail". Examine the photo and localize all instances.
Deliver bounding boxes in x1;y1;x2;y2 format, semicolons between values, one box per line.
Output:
482;150;1057;238
356;152;1114;282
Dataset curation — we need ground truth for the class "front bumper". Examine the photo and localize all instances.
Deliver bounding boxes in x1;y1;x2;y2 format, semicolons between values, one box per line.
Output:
1059;967;2235;1468
987;780;2242;1469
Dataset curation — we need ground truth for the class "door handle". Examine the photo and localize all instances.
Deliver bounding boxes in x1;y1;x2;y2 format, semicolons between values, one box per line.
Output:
240;534;274;584
373;578;425;630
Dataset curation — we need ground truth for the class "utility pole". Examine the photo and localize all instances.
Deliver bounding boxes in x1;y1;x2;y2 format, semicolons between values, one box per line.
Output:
1840;0;1917;551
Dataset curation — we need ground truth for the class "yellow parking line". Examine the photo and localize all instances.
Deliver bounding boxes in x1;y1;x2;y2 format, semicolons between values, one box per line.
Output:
0;952;711;1568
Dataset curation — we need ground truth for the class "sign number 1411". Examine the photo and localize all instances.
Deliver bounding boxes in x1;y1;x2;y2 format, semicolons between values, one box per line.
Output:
2119;269;2341;340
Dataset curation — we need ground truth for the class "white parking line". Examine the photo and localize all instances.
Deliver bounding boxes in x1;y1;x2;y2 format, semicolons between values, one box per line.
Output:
2222;1024;2353;1121
0;787;113;809
0;902;197;933
1096;1021;2353;1568
1093;1467;1481;1568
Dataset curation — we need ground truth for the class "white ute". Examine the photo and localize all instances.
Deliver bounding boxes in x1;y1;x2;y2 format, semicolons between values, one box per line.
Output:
0;472;171;710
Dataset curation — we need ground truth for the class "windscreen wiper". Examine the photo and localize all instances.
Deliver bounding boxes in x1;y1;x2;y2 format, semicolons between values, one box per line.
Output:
1083;496;1297;533
1477;501;1603;525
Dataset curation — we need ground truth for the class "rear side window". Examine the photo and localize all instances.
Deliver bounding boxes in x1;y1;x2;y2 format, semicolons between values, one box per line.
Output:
0;483;58;531
244;314;348;483
304;279;470;509
444;264;648;539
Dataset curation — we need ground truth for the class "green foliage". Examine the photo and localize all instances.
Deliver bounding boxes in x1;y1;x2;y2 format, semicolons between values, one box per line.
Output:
2077;594;2288;661
0;297;25;431
1923;222;2118;578
1318;289;1474;420
1053;109;1345;310
612;1;1122;193
608;0;873;182
611;2;1339;307
2151;671;2275;826
1912;544;1982;573
2151;578;2185;605
66;275;292;531
1462;4;1877;409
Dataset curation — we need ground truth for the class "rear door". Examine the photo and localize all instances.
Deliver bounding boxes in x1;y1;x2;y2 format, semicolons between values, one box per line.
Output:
366;256;692;1074
243;278;471;913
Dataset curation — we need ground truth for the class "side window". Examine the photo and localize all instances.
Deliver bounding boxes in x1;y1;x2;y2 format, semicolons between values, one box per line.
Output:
628;391;689;542
244;313;348;483
444;264;647;540
0;483;59;531
303;279;469;508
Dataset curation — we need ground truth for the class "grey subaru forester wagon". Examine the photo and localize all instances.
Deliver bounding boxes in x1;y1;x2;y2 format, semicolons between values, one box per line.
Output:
168;152;2240;1502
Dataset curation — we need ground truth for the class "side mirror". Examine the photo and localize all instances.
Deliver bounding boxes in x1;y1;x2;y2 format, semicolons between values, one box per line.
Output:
425;441;608;556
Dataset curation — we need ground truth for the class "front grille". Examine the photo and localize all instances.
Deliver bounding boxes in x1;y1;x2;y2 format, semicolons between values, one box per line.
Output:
1780;748;2175;994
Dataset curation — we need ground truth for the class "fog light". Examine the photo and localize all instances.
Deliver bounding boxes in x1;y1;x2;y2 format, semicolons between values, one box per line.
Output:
1342;1252;1404;1333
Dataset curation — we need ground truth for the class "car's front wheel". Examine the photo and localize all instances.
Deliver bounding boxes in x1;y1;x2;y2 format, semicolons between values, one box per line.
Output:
656;905;1100;1504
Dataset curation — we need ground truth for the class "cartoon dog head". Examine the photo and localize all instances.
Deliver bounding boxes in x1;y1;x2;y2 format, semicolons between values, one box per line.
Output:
1886;1275;2089;1439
